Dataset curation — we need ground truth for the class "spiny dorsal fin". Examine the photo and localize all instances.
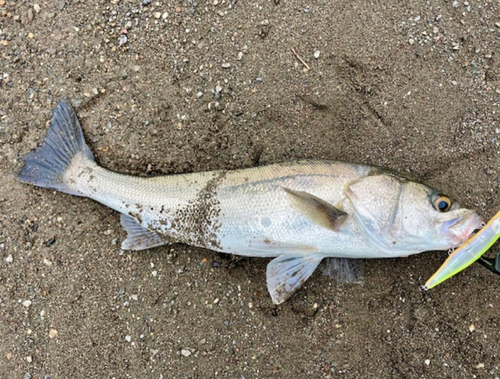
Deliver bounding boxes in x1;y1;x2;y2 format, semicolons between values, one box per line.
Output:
120;214;168;251
267;254;323;304
283;187;347;231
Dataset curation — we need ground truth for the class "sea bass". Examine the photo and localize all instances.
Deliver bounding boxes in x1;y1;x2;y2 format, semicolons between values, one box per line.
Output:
18;99;482;304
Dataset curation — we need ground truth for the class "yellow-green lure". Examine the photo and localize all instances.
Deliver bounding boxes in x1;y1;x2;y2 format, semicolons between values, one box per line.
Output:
425;209;500;289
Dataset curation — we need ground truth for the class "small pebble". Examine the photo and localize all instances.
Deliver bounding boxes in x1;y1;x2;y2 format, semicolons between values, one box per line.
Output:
43;258;52;266
45;237;56;247
181;348;191;357
452;1;459;7
5;254;13;263
27;8;34;22
424;359;430;366
313;50;320;59
142;0;151;5
48;329;58;339
222;62;231;68
131;294;138;301
6;352;12;360
23;300;32;308
154;12;161;19
408;38;415;45
196;91;203;98
151;270;157;277
24;373;31;379
42;12;56;21
33;3;41;13
125;335;132;342
468;324;475;332
119;35;128;46
237;51;243;60
26;356;32;363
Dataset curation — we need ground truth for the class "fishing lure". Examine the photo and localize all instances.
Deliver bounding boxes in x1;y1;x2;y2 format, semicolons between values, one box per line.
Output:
425;209;500;289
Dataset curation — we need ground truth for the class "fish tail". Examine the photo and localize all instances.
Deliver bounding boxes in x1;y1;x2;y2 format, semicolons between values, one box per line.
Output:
18;98;95;196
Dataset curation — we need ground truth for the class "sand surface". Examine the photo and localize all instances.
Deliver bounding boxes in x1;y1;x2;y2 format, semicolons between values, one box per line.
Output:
1;1;500;378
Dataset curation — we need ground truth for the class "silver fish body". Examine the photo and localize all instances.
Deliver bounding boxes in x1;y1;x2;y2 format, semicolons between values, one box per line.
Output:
19;100;482;303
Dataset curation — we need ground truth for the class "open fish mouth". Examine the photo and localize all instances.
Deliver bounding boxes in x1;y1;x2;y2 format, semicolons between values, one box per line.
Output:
443;212;483;247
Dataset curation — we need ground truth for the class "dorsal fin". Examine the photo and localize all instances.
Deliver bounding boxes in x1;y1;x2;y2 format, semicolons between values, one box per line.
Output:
283;187;347;231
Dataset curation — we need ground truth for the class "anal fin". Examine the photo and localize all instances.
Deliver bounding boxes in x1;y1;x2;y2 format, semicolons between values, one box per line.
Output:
266;254;323;304
120;214;168;251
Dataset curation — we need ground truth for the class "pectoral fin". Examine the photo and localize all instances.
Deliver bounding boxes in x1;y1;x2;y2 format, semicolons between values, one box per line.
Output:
120;214;168;250
283;187;347;231
266;254;323;304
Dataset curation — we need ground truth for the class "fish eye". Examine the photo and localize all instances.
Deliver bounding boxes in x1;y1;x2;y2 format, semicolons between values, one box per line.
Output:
433;195;451;212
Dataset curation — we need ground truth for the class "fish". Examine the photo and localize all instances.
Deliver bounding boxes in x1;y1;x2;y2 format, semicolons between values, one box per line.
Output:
18;99;483;304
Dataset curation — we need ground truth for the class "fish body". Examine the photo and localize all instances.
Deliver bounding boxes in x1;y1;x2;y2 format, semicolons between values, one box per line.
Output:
19;100;482;303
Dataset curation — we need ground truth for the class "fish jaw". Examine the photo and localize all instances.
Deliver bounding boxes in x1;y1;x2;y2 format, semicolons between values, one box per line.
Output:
442;211;483;247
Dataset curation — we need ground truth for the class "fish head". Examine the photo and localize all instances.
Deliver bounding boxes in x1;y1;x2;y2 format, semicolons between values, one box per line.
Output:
346;174;482;254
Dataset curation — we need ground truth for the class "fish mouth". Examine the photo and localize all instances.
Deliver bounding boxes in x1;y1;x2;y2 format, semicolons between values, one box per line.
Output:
443;212;483;247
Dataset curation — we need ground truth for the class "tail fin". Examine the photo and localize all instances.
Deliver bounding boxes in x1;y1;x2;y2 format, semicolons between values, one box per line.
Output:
18;98;95;196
